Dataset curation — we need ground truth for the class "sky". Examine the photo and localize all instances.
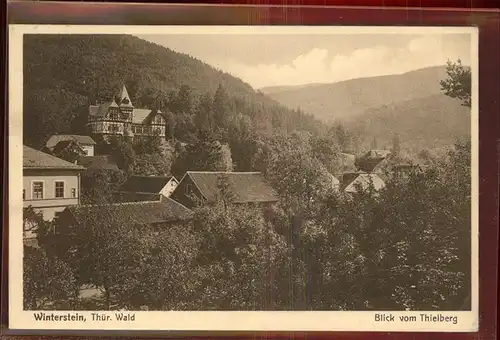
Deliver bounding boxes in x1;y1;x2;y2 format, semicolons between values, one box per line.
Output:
137;32;472;89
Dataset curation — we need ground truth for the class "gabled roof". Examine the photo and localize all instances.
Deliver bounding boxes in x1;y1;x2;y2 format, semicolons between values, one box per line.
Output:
183;171;278;203
77;155;120;171
344;173;386;193
119;85;134;108
66;198;193;225
23;146;85;170
132;108;153;124
46;134;96;149
51;140;85;156
120;176;178;194
89;101;115;117
109;99;119;108
357;157;387;173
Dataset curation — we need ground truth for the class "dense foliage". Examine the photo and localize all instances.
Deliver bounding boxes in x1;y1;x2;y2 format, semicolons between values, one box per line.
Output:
440;59;472;108
23;208;78;310
30;136;471;311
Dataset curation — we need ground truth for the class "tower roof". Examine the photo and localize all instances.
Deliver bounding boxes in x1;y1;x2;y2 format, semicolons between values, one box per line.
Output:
118;85;134;108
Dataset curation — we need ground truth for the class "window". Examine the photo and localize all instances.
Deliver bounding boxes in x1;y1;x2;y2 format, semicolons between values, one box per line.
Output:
153;128;161;135
109;108;119;120
132;125;143;134
153;115;163;125
185;183;193;194
55;181;64;198
108;124;121;133
32;182;43;199
71;188;77;198
23;189;25;200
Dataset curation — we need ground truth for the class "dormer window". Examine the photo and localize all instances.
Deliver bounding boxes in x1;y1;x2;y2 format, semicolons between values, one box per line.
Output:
153;115;164;125
122;97;130;105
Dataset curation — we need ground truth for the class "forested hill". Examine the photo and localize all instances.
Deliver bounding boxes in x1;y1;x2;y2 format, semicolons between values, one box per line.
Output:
260;66;452;122
23;34;321;147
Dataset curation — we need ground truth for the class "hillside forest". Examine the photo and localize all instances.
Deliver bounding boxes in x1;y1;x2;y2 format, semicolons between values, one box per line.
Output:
23;34;473;311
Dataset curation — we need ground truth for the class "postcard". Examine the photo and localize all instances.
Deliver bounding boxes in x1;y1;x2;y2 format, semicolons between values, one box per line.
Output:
8;24;478;332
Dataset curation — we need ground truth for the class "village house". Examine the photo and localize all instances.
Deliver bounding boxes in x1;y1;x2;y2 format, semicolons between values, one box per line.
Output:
23;146;85;243
55;199;193;235
116;175;179;202
46;134;96;156
340;172;386;194
88;85;166;141
170;171;278;209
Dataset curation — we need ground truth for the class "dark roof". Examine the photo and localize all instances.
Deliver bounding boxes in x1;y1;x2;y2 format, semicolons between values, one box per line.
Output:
77;155;120;171
356;157;386;172
51;140;84;155
46;135;96;149
185;171;278;203
340;172;362;190
356;150;391;172
23;146;85;170
362;150;391;159
120;176;177;194
67;198;193;225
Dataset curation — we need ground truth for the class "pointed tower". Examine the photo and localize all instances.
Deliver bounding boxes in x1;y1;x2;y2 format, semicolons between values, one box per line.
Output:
118;84;134;120
118;85;134;138
119;85;134;108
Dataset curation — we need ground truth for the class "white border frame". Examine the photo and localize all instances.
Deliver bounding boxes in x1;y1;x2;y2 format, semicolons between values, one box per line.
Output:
8;24;479;332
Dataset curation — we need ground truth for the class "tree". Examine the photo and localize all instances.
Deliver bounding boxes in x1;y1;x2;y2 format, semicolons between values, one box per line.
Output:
24;246;78;310
80;168;127;204
133;135;163;155
124;225;200;310
132;153;171;176
54;205;154;310
171;85;194;115
228;114;259;171
440;59;471;108
191;203;288;310
212;84;231;140
330;122;352;153
371;136;378;149
171;130;231;178
109;136;136;174
164;110;176;141
194;92;214;132
391;133;401;157
310;135;342;174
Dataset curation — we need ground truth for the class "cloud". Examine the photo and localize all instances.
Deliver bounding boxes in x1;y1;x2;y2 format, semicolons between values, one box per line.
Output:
214;35;470;89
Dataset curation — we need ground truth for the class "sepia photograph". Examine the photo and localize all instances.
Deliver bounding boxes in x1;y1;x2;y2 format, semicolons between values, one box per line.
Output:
8;25;478;331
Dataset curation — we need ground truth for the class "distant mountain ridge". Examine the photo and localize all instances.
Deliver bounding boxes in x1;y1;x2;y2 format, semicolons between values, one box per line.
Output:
261;65;471;151
261;66;452;122
345;93;471;151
